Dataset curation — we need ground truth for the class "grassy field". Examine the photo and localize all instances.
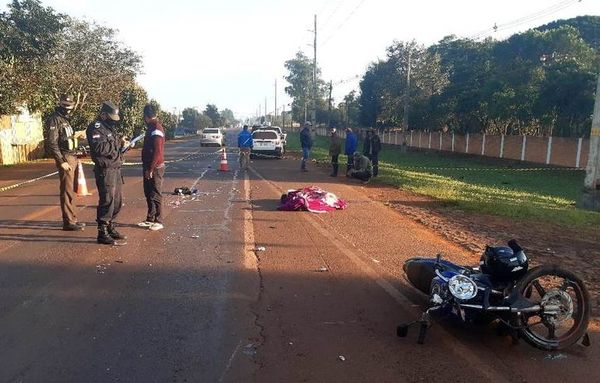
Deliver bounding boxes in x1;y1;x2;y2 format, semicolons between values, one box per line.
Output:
286;131;600;227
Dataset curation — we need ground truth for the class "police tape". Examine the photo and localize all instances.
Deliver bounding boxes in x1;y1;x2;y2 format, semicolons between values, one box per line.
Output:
384;165;582;172
0;171;59;193
0;149;222;194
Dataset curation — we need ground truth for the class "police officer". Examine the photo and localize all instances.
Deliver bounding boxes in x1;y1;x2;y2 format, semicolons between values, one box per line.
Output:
86;101;129;245
44;95;87;231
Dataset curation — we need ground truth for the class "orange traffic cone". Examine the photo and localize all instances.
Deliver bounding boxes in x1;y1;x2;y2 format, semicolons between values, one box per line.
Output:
76;161;92;196
219;147;229;172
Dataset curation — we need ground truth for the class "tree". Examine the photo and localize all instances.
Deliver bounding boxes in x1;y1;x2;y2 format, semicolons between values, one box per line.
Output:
0;0;66;115
203;104;221;127
43;18;142;127
181;107;200;129
284;51;326;124
119;83;148;138
220;108;236;126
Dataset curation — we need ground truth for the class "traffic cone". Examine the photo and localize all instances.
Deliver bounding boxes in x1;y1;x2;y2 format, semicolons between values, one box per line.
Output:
75;161;92;196
219;147;229;172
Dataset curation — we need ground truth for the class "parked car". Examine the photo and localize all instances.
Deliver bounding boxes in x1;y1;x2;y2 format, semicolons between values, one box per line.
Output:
253;125;287;147
200;128;224;147
251;129;284;159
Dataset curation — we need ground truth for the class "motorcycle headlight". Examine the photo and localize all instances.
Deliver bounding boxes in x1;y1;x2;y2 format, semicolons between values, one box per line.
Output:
448;275;478;301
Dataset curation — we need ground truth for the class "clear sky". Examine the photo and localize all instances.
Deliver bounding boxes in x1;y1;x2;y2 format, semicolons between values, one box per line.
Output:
13;0;600;119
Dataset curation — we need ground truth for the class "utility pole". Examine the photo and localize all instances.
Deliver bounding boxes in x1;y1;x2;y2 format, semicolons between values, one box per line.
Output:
402;47;412;132
282;104;286;128
264;97;267;124
327;80;332;128
581;71;600;210
274;79;278;123
311;14;317;125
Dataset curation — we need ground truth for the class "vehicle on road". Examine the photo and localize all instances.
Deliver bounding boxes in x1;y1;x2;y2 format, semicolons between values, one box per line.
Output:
251;129;284;159
398;239;591;351
253;125;287;147
200;128;224;147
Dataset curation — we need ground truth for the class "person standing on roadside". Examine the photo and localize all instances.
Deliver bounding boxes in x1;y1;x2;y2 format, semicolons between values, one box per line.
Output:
237;125;253;171
44;95;87;231
329;128;342;177
86;101;129;245
300;121;313;172
367;128;381;177
344;127;358;176
138;104;165;231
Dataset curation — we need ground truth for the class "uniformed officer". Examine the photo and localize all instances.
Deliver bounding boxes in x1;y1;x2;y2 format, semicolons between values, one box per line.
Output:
44;95;87;231
86;101;129;245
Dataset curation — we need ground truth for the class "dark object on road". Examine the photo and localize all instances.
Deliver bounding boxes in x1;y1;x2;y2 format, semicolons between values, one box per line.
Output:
398;240;591;351
173;187;198;196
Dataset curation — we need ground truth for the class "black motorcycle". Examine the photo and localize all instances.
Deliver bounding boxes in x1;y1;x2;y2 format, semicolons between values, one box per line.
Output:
398;240;591;350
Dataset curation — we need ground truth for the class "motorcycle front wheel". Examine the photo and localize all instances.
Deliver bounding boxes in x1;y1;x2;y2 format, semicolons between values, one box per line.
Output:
516;265;590;351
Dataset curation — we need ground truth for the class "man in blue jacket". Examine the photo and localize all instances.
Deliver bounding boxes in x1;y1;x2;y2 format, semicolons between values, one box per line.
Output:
300;122;313;172
344;127;358;176
237;125;253;171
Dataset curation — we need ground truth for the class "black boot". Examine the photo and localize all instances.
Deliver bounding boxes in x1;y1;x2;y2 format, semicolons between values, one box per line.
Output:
330;164;338;177
108;223;127;240
97;226;116;245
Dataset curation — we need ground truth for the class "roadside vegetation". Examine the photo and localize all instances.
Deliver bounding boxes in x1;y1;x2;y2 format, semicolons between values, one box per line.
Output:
286;132;600;227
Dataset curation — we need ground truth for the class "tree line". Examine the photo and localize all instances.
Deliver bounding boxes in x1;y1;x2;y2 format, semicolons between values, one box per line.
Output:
284;16;600;137
178;104;237;133
0;0;239;140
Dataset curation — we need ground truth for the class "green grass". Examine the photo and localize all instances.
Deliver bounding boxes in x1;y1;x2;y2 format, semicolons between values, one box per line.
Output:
287;132;600;227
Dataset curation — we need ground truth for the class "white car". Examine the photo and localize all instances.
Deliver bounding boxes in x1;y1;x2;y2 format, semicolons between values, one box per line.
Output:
200;128;224;147
253;125;287;147
251;129;284;159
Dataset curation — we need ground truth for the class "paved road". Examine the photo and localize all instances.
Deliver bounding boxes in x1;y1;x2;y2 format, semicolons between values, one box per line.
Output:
0;132;598;382
0;133;258;382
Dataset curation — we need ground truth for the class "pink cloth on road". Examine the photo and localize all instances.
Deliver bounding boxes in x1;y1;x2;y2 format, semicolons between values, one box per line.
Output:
278;186;347;213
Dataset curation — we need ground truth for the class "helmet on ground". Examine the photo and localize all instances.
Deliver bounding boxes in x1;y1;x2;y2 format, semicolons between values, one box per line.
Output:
480;242;528;280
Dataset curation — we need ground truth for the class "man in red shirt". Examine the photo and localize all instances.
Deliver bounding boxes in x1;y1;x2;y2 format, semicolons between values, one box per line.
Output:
138;104;165;231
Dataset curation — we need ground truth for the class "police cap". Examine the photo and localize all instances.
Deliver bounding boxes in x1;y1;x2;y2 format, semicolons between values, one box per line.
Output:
100;101;120;121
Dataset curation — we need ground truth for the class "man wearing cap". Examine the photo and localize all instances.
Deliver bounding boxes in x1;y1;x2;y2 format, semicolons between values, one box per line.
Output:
137;104;166;231
44;95;87;231
300;121;313;172
86;101;130;245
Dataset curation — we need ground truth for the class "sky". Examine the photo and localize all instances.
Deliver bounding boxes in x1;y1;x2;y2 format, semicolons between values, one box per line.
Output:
10;0;600;119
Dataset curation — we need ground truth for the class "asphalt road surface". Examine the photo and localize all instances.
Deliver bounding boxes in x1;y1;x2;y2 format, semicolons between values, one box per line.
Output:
0;132;597;382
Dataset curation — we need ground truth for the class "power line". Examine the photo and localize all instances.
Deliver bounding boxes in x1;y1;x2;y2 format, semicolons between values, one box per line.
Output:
469;0;583;40
321;0;367;47
320;0;345;32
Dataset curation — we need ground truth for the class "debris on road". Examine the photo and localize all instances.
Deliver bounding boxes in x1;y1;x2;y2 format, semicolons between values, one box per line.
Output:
255;246;266;252
173;187;198;196
338;355;346;362
545;353;567;360
316;266;329;272
243;343;257;356
191;235;200;239
96;264;109;274
371;258;381;264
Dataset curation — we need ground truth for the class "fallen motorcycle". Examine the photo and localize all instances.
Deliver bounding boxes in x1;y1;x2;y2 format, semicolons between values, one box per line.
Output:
398;240;591;350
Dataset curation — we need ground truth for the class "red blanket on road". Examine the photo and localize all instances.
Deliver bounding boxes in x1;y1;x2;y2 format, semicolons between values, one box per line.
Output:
278;186;348;213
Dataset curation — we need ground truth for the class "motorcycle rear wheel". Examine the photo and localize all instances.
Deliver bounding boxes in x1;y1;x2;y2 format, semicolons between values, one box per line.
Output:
516;265;590;351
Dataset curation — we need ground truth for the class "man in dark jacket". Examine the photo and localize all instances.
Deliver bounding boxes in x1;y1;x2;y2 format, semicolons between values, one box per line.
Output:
86;101;129;245
344;127;358;176
300;121;313;172
329;128;342;176
44;95;86;231
138;104;165;231
365;128;381;177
